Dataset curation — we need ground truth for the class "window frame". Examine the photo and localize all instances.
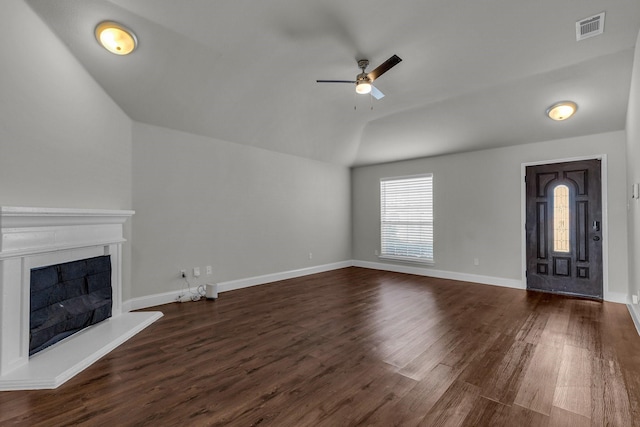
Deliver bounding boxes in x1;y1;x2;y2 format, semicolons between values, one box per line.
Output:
379;173;434;264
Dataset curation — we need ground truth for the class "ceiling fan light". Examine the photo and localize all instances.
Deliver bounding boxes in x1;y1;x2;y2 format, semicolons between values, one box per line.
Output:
95;21;137;55
546;101;577;121
356;81;372;95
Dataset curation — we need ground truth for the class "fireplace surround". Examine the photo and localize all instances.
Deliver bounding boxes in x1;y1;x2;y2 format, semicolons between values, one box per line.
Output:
0;206;162;390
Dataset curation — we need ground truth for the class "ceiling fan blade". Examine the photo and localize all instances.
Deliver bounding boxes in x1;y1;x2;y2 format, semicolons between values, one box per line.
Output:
316;80;356;83
371;86;385;100
367;54;402;81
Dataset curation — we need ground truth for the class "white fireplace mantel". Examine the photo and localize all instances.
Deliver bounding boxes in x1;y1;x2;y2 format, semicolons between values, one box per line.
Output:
0;207;162;391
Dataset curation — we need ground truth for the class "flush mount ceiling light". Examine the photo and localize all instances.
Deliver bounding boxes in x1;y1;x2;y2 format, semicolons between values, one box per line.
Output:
95;21;137;55
546;101;578;121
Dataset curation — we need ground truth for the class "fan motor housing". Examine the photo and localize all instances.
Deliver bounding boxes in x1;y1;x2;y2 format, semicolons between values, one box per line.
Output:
356;73;370;84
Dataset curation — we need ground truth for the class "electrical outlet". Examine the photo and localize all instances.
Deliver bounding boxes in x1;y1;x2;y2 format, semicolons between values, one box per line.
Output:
633;295;639;305
180;269;186;278
374;250;379;256
309;252;313;260
474;258;479;266
193;267;200;277
206;265;212;275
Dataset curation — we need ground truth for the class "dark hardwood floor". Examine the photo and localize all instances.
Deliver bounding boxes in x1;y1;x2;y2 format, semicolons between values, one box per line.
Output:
2;267;640;426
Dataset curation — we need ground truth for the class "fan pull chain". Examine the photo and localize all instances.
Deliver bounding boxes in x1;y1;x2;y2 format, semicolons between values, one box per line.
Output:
353;95;375;111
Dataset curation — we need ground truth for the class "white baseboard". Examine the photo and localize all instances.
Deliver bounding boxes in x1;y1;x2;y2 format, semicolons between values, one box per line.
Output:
123;261;353;311
123;260;630;313
352;260;525;290
628;304;640;336
124;290;183;312
605;292;629;304
353;261;632;304
217;260;352;293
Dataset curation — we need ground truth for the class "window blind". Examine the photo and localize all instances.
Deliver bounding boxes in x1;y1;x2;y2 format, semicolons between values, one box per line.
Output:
380;174;433;262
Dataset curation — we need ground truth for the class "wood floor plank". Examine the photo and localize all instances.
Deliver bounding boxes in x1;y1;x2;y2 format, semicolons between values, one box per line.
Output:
620;366;640;427
547;406;590;427
508;403;550;427
367;363;458;426
398;327;501;382
418;380;480;427
590;357;632;426
396;324;464;380
565;299;603;354
313;370;417;427
479;339;535;405
516;301;551;345
513;344;563;415
1;267;640;426
538;309;570;349
458;332;516;388
553;344;592;418
461;398;549;427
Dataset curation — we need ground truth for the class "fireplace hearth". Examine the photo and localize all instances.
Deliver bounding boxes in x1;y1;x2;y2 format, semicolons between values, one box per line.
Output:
0;207;162;391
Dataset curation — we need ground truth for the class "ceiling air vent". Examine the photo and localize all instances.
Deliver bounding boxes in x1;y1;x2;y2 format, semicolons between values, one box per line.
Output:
576;12;605;41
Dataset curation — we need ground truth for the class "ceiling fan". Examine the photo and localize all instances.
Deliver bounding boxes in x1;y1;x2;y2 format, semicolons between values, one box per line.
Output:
317;54;402;100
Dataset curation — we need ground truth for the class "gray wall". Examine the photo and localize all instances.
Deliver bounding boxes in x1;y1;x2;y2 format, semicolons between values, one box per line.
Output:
352;131;629;298
0;0;134;295
0;0;132;209
3;0;636;305
627;29;640;304
131;123;351;298
2;1;352;303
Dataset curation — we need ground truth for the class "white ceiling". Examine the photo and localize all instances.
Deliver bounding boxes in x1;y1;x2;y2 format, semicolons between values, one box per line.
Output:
26;0;640;166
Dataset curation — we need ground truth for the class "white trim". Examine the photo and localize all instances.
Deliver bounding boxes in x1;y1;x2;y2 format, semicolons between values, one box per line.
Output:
0;206;164;391
217;261;352;292
353;260;524;289
520;155;611;299
380;172;433;182
606;292;630;304
124;290;182;311
378;255;435;265
628;304;640;336
124;258;631;314
124;261;353;311
0;312;162;391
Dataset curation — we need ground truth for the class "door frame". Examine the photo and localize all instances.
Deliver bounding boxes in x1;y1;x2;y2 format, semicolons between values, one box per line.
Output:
520;154;609;299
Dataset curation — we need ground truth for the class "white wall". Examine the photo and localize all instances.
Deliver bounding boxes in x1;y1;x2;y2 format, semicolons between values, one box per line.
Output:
0;1;134;294
627;30;640;316
352;131;629;300
131;123;351;298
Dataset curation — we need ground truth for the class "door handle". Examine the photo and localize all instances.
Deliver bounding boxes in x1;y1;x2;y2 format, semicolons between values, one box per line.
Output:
593;236;600;241
593;221;600;232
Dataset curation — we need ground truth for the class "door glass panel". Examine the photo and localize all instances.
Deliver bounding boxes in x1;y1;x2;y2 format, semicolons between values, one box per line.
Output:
553;184;570;252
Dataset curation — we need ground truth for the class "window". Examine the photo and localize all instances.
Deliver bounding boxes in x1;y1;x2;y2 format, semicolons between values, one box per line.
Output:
380;174;433;263
553;184;570;253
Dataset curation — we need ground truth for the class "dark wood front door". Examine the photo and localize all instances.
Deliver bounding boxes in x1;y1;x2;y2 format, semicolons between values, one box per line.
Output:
525;160;603;299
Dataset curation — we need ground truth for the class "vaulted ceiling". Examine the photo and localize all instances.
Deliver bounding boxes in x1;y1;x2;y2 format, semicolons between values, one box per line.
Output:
26;0;640;166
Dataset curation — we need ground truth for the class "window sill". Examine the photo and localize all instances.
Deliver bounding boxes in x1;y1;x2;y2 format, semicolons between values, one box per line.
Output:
378;255;435;265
